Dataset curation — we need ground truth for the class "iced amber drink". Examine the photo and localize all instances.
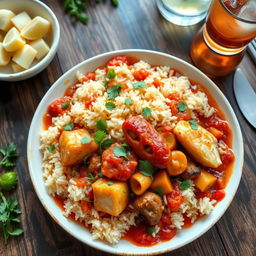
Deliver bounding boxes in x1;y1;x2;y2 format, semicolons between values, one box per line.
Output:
190;0;256;77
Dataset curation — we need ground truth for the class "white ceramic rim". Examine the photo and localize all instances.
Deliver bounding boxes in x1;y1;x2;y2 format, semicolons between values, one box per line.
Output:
0;0;60;81
27;49;244;255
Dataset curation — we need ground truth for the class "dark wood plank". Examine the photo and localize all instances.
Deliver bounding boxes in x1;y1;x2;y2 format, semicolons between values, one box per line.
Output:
0;0;255;255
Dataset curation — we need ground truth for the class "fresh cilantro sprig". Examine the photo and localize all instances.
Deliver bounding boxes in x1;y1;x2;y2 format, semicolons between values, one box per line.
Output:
0;192;23;245
0;143;18;169
113;146;128;159
63;0;119;24
138;160;154;178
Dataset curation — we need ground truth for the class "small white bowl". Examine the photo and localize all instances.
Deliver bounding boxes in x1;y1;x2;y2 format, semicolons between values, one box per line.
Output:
0;0;60;81
27;50;244;255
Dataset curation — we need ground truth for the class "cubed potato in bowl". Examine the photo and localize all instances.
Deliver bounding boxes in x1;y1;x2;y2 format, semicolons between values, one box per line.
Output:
59;128;98;167
92;178;129;216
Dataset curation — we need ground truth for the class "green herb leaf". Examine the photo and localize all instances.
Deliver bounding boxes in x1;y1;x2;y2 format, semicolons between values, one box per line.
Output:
101;139;114;150
104;81;109;87
145;227;157;235
142;107;152;118
154;187;164;196
8;229;23;236
138;160;154;178
113;146;128;159
0;192;23;244
87;173;96;181
48;145;56;152
0;142;18;169
105;102;116;110
94;131;106;144
107;180;113;186
64;122;74;131
81;196;92;202
61;101;71;109
107;84;122;99
107;69;116;79
133;81;146;89
189;120;198;130
96;120;107;132
124;98;133;105
178;102;188;112
179;180;191;191
81;136;92;144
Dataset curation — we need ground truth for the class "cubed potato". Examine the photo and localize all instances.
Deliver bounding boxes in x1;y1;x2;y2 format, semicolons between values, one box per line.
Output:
11;61;25;73
29;39;50;60
151;170;173;194
3;27;25;52
194;170;217;192
173;120;222;168
0;9;15;31
11;11;31;31
0;43;10;66
12;44;37;69
59;129;98;167
21;16;50;40
92;178;129;216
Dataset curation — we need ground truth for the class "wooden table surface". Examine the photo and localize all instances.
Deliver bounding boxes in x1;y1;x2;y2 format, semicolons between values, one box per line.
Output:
0;0;255;255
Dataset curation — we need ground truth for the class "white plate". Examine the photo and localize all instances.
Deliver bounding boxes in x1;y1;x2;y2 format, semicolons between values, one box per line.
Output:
27;49;243;255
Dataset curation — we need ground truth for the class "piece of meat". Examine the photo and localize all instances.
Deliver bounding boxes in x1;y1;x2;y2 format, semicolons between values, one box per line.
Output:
122;116;171;168
88;153;101;175
133;192;164;225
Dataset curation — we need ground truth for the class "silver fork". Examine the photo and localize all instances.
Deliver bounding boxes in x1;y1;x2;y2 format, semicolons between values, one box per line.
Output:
248;38;256;64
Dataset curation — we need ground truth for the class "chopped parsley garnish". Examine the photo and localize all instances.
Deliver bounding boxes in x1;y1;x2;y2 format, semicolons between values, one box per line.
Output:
47;145;56;152
142;107;152;118
124;98;133;105
113;146;128;159
138;160;154;178
111;0;119;7
104;81;109;87
0;192;23;245
81;136;92;144
145;227;157;235
179;180;191;191
64;122;74;131
105;102;116;110
107;84;122;99
101;139;114;150
87;173;96;181
94;131;106;144
96;120;107;132
107;69;116;79
133;81;146;89
64;0;89;24
0;142;18;168
178;102;188;112
107;181;113;186
61;101;71;109
189;120;198;130
154;187;164;196
81;196;92;202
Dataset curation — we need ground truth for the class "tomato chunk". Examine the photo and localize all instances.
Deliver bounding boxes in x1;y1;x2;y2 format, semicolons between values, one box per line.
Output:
158;227;176;241
80;72;96;83
212;190;225;201
167;183;184;211
48;96;72;117
101;143;138;181
133;69;150;81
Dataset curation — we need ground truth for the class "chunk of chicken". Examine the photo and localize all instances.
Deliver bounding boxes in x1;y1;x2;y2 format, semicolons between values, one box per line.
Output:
59;129;98;167
173;120;222;168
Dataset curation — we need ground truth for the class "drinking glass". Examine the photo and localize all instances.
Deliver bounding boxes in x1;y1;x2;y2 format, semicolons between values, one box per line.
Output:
156;0;212;26
190;0;256;77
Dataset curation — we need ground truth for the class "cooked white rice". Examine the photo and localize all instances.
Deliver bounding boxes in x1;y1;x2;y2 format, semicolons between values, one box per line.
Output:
40;60;217;244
